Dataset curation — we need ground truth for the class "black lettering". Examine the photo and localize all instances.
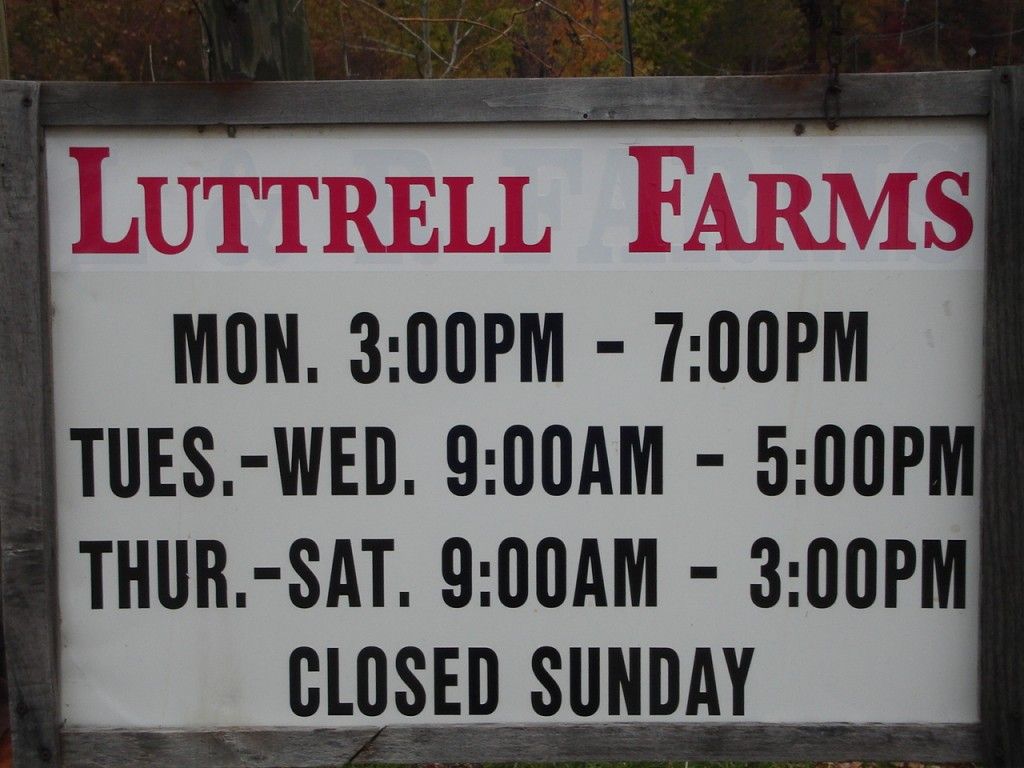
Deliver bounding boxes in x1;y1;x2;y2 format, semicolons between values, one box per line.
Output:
174;313;217;383
607;647;641;715
275;427;323;495
289;538;320;608
483;313;515;382
619;426;663;494
537;537;567;608
108;427;141;497
573;539;607;606
156;539;189;609
615;538;657;606
357;646;387;716
80;540;112;608
289;647;319;716
365;427;397;495
327;647;353;715
686;647;720;716
929;426;974;496
330;427;357;495
747;310;779;383
541;425;572;495
363;539;394;607
468;647;499;715
182;426;215;497
433;647;460;715
724;647;754;716
225;312;258;384
407;312;438;384
852;424;884;496
147;427;175;496
708;311;740;383
922;539;966;609
579;427;612;494
530;646;561;716
396;646;427;716
446;312;477;383
117;540;149;608
893;426;925;495
326;540;360;607
70;427;103;497
786;312;817;381
569;646;600;716
265;313;300;383
521;313;563;382
884;539;917;608
649;647;680;715
823;311;868;381
846;538;877;609
196;539;227;607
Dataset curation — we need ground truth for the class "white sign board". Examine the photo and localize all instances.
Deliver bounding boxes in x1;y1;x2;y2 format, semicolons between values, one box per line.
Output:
47;119;984;728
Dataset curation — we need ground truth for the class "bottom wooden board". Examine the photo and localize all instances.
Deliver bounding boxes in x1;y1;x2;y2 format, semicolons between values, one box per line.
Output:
61;723;982;766
61;728;380;768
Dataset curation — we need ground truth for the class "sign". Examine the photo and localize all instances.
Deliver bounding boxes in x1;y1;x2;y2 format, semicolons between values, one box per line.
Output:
2;71;1020;766
48;120;983;726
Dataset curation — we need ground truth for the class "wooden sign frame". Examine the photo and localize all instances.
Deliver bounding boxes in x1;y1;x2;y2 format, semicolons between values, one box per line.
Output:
0;68;1020;768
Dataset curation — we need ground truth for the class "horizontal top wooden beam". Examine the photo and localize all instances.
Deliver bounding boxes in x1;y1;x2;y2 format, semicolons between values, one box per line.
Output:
38;70;990;127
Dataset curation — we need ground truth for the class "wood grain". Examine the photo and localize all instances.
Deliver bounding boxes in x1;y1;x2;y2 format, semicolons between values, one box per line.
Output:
61;728;380;768
0;68;1011;767
60;723;981;766
0;81;60;768
982;66;1024;768
39;70;989;127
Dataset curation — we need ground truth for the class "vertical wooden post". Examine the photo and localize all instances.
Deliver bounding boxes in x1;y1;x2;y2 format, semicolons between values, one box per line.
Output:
199;0;314;81
982;64;1024;768
0;81;59;768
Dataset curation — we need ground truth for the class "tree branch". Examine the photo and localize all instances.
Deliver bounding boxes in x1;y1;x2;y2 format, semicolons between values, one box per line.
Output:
344;0;553;76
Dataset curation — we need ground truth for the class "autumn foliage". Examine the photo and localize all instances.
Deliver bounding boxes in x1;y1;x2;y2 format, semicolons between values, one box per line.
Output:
5;0;1024;80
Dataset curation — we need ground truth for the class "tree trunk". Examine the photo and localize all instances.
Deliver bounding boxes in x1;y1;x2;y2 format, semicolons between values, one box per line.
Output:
798;0;823;72
0;0;10;80
199;0;314;81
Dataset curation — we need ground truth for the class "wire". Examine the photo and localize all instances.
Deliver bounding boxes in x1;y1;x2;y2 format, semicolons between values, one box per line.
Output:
972;25;1024;39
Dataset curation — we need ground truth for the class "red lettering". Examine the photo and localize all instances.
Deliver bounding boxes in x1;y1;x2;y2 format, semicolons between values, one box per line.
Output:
822;173;916;249
683;173;755;251
262;177;319;254
628;146;694;252
323;177;385;253
386;177;438;253
443;177;496;253
139;177;199;255
924;172;973;250
70;147;139;254
749;173;829;250
202;177;259;253
498;176;551;253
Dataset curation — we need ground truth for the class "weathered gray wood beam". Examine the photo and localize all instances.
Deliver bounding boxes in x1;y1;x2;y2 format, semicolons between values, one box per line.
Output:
60;722;982;767
39;70;990;127
982;65;1024;768
0;81;60;768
